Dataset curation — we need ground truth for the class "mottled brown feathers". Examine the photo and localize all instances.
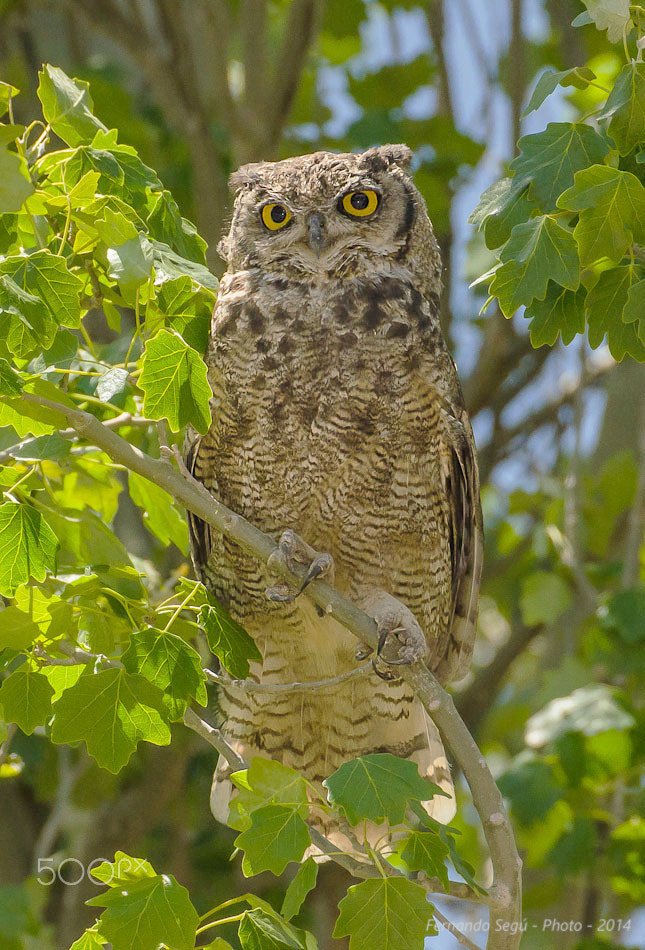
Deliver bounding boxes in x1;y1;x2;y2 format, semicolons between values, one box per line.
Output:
187;144;483;830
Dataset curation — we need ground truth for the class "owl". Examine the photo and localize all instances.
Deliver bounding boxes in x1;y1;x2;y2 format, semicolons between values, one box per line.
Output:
186;144;483;832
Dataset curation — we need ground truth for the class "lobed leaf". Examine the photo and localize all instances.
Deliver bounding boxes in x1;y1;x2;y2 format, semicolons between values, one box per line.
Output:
50;668;171;772
509;122;609;211
323;753;443;825
229;758;308;832
37;64;108;147
0;668;54;735
235;804;311;876
599;61;645;154
400;829;450;889
121;626;207;713
0;502;58;596
138;328;212;433
558;165;645;265
87;872;198;950
525;284;586;347
333;878;436;950
490;215;580;317
198;601;262;679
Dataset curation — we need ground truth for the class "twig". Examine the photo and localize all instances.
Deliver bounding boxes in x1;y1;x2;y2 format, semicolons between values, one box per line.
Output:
21;392;522;947
182;707;246;771
205;661;373;694
182;707;483;905
434;906;483;950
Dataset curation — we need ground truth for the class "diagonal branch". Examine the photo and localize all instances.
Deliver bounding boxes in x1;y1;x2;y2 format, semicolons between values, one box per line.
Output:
21;392;523;949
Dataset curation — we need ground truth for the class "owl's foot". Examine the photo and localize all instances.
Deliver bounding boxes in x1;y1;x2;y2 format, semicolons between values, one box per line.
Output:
357;589;428;678
266;529;334;603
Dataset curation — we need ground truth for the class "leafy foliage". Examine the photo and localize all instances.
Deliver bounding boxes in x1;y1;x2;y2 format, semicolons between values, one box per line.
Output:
471;33;645;360
1;5;644;944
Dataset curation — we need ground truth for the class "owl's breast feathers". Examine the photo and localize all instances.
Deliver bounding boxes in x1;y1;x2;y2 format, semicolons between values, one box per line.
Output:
188;268;482;685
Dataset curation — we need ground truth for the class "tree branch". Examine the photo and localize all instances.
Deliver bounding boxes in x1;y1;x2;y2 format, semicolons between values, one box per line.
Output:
22;392;523;948
205;661;373;694
181;707;484;907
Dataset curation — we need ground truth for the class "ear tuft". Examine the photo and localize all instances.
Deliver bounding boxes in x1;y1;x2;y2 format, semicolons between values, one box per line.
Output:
359;144;413;173
229;163;262;193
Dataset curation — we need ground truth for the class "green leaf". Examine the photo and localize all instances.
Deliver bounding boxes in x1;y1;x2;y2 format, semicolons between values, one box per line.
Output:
522;66;597;117
50;668;171;772
400;830;450;889
96;366;129;403
106;233;154;291
586;264;645;360
0;606;41;651
0;250;84;331
509;122;609;211
468;177;513;227
0;145;34;213
0;668;54;735
599;61;645;154
484;186;538;251
127;470;189;551
323;753;443;825
11;433;71;462
146;191;208;264
68;931;107;949
156;275;215;353
581;0;633;42
238;909;309;950
489;216;580;317
525;285;586;347
87;873;198;950
0;358;23;396
520;571;572;626
525;684;634;747
603;588;645;642
235;804;310;876
150;239;219;293
558;165;645;265
0;502;58;596
90;851;156;885
229;758;309;832
281;858;319;921
37;64;108;147
0;273;57;358
94;206;139;245
623;277;645;343
198;602;261;678
0;82;19;118
121;627;207;711
138;328;212;433
333;878;436;949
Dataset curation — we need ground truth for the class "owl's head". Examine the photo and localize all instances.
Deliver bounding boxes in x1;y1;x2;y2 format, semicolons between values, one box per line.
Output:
219;145;440;286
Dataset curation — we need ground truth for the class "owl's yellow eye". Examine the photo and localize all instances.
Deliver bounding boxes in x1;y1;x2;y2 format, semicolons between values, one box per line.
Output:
261;203;293;230
340;189;380;217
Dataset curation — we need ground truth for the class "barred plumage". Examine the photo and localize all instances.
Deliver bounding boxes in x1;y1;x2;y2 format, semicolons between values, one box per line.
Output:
186;145;483;830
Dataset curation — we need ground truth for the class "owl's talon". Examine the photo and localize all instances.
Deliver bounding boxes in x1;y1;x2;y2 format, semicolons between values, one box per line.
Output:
355;643;373;661
371;657;400;681
266;529;334;602
359;589;428;669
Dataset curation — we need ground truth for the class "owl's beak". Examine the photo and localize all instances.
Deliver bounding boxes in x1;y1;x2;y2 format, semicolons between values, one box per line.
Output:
307;212;326;256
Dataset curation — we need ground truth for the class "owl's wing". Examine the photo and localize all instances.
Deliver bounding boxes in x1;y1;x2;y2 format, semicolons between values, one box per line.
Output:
184;429;214;582
436;406;484;682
